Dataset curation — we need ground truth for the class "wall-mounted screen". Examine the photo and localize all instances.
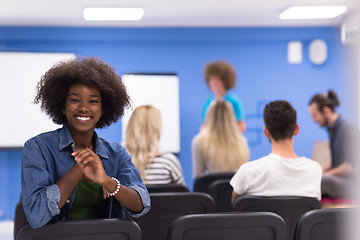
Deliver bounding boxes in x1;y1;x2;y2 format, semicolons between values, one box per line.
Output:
121;74;180;153
0;52;76;148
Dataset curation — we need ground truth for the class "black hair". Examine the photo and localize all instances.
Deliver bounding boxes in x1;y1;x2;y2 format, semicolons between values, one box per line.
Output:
263;100;297;141
309;90;340;112
34;57;131;128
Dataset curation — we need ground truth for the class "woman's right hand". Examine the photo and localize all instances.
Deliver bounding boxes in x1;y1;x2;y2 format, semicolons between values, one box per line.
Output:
72;148;107;185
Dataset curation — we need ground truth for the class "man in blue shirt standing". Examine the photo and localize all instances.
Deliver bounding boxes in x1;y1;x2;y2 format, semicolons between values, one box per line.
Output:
309;90;359;199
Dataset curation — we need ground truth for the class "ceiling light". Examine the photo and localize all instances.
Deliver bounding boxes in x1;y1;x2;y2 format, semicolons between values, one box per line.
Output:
84;8;144;21
279;6;347;20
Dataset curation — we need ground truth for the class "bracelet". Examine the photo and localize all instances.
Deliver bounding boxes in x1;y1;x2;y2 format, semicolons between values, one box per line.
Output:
106;177;120;197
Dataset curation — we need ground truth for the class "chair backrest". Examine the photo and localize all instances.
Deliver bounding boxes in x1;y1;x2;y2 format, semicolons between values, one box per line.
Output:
16;218;141;240
146;184;190;193
294;208;356;240
232;195;321;240
13;201;28;240
208;179;233;212
131;192;216;240
168;212;286;240
193;172;234;193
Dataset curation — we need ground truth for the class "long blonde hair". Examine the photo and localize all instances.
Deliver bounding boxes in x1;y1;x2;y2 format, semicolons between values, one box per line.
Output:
125;105;162;179
197;100;249;171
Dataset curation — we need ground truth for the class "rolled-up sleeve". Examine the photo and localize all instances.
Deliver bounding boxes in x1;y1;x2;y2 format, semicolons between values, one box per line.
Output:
22;139;60;228
115;147;151;218
127;185;151;217
46;184;61;216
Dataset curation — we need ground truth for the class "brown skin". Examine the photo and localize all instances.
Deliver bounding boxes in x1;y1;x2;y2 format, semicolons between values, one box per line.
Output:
231;191;240;204
56;83;143;213
308;103;354;176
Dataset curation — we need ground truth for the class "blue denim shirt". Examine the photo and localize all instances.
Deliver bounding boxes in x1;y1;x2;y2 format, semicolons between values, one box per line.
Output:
21;124;150;228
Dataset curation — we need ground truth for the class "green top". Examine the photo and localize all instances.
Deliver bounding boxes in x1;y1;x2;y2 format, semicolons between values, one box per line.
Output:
69;180;103;220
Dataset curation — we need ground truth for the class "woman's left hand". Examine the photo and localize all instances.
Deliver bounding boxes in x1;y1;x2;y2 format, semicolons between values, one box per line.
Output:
72;149;107;184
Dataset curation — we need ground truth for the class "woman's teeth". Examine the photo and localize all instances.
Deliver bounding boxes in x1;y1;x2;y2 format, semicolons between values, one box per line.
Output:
76;116;91;121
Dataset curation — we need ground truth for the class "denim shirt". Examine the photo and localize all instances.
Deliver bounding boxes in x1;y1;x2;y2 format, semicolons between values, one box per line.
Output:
21;124;150;229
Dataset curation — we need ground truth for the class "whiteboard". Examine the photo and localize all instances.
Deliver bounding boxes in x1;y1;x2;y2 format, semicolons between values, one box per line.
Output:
0;52;76;148
121;74;180;153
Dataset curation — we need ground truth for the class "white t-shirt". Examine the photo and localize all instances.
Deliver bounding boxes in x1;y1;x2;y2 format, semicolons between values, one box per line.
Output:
230;153;322;200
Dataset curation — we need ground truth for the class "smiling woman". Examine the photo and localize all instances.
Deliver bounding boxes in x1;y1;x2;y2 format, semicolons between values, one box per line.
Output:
21;57;150;229
62;83;103;138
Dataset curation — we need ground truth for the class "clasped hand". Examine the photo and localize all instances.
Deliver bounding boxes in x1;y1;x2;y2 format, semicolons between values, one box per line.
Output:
71;149;107;185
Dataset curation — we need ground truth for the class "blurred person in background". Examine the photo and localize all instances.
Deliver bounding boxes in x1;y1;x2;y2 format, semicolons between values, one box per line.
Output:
201;60;246;132
192;100;249;178
125;105;185;185
309;90;359;199
231;100;322;202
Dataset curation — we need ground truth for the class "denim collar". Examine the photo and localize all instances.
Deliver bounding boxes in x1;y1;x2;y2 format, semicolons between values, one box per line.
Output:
58;123;108;160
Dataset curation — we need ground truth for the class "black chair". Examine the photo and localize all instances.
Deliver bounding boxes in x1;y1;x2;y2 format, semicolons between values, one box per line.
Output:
168;212;286;240
233;195;321;240
193;172;235;193
16;218;142;240
130;192;216;240
13;201;28;240
294;208;356;240
208;179;233;212
146;184;190;193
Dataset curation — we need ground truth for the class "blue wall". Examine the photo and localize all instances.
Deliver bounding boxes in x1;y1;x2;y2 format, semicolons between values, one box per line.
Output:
0;26;357;219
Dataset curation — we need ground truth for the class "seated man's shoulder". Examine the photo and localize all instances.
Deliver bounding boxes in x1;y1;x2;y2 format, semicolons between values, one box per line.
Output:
299;157;323;175
303;156;322;165
240;155;270;172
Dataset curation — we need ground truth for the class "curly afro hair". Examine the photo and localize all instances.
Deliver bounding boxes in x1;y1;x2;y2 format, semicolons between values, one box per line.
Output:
204;60;236;90
34;57;131;128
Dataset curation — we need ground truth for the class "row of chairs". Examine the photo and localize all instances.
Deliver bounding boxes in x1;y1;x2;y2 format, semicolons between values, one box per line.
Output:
169;208;354;240
13;172;352;240
147;172;234;212
128;192;321;240
16;218;141;240
14;199;353;240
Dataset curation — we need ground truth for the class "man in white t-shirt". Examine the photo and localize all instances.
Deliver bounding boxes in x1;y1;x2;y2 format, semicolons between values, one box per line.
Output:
230;100;322;203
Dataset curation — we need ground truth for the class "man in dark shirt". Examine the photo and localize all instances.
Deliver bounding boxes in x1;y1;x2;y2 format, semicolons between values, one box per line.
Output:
309;90;359;198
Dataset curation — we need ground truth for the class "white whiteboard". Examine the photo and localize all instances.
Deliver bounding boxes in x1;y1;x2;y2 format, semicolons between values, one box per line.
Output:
121;74;180;153
0;52;76;148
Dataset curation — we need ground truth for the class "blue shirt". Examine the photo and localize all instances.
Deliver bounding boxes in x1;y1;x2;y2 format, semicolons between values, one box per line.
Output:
21;124;150;228
327;115;360;169
201;92;245;122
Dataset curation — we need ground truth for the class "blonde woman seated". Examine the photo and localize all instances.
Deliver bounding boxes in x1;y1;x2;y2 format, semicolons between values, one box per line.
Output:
126;105;186;185
192;100;250;178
